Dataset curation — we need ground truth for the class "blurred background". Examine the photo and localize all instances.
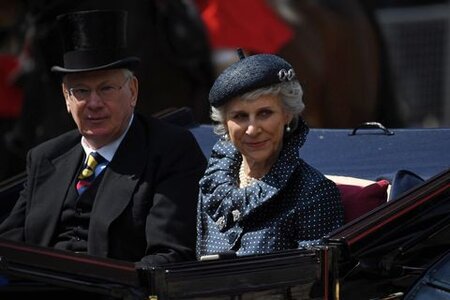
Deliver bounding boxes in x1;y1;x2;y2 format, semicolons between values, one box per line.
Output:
0;0;449;181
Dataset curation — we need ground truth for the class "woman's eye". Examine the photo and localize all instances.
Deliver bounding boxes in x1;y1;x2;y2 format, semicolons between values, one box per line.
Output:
232;113;247;121
259;110;273;118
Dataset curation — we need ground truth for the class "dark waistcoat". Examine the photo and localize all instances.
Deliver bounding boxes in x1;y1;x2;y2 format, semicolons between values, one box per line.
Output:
52;171;105;252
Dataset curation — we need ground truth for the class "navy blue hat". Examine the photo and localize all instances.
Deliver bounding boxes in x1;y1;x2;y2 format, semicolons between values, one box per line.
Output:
209;51;296;107
51;10;140;73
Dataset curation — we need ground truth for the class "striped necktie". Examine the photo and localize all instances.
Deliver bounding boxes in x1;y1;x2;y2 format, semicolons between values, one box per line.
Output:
76;152;107;195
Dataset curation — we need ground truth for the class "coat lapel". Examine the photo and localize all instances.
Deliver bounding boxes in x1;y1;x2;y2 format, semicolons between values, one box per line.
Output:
89;117;148;256
28;143;83;245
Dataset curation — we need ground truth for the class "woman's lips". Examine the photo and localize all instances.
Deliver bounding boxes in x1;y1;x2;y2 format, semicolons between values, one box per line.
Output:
245;139;268;149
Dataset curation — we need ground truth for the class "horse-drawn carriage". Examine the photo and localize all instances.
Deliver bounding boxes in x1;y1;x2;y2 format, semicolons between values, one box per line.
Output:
0;111;449;299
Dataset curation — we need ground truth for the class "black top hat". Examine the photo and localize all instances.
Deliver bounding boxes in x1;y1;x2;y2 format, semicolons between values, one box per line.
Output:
209;50;296;107
51;9;140;73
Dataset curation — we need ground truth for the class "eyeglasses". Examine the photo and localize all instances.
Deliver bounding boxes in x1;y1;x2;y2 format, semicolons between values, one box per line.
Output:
68;77;131;101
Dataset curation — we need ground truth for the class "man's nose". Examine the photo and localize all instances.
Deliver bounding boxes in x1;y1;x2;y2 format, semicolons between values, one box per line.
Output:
86;90;103;106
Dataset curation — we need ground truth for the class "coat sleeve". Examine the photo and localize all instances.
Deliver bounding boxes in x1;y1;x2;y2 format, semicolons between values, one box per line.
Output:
0;151;32;240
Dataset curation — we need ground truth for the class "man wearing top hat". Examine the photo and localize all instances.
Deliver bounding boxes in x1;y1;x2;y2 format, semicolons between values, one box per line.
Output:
0;10;207;267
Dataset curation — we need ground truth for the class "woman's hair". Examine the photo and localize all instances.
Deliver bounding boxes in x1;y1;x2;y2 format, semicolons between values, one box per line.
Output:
210;80;304;136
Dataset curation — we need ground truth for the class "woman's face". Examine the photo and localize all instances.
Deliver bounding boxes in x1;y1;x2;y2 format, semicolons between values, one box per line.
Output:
225;94;292;168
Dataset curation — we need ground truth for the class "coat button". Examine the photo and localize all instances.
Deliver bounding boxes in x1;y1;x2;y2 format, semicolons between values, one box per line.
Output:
216;216;226;230
228;232;238;244
231;209;241;222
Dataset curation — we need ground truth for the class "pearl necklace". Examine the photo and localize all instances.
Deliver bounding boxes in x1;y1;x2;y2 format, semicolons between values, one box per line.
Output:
239;162;259;188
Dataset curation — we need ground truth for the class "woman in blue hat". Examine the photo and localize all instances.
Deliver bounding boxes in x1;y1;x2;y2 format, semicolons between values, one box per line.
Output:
197;50;344;258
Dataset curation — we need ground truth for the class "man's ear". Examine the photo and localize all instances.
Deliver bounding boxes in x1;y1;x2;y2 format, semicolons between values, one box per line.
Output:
130;76;138;107
61;84;71;113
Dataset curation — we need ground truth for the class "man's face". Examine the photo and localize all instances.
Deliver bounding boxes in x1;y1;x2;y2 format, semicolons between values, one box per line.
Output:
62;69;138;149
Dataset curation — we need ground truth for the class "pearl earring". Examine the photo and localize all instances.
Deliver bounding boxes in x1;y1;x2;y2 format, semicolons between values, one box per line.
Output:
286;124;291;132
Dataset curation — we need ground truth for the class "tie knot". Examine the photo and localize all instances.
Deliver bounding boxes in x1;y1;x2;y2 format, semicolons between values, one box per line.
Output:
87;152;105;168
76;152;108;194
78;152;106;180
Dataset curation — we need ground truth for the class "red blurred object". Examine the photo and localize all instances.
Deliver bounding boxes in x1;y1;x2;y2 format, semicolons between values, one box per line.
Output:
0;54;23;118
196;0;293;54
337;180;390;223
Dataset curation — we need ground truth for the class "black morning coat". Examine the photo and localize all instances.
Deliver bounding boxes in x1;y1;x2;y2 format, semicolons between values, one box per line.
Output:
0;113;207;267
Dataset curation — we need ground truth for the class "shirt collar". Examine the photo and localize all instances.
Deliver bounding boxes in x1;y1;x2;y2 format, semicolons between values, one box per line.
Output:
80;114;134;162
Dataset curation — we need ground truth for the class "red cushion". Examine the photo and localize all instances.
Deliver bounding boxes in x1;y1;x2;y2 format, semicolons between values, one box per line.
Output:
337;180;389;223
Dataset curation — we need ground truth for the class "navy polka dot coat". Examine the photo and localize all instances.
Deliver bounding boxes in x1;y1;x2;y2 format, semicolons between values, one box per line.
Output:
196;121;344;258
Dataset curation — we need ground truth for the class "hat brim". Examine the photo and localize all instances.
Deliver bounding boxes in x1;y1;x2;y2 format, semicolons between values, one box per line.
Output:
51;57;140;73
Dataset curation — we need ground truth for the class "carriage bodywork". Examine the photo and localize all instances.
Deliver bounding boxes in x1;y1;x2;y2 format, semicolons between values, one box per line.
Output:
0;116;449;300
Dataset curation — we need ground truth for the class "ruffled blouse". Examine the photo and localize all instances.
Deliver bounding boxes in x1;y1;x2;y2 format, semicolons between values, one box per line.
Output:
196;121;344;258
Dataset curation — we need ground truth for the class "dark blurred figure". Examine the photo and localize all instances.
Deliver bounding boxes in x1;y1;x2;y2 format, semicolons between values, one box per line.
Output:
0;0;26;181
0;0;214;182
196;0;403;128
271;0;402;128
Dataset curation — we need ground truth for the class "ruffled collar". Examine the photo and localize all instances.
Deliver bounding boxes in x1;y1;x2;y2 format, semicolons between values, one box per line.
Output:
200;118;309;192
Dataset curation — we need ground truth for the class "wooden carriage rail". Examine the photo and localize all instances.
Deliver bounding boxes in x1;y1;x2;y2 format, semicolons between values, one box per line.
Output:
142;247;336;300
0;238;337;300
0;238;141;298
